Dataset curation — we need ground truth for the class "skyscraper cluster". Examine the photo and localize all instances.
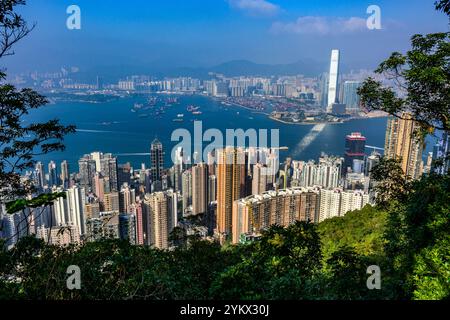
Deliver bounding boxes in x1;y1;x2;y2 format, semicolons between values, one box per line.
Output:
6;106;441;249
324;50;363;115
1;134;378;248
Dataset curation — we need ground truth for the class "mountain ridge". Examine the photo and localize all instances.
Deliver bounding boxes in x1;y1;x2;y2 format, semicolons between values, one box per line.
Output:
77;59;329;82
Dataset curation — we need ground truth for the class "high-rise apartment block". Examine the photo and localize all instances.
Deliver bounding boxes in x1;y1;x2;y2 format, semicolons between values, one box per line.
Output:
232;187;319;244
143;190;177;249
384;113;424;180
216;147;246;241
192;163;208;215
150;139;164;183
342;81;362;114
319;188;369;222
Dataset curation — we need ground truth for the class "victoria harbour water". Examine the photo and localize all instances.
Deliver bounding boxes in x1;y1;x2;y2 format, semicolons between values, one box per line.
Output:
25;94;433;171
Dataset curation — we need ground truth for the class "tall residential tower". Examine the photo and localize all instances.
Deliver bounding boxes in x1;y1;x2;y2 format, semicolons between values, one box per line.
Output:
216;147;246;242
150;138;164;183
384;113;424;180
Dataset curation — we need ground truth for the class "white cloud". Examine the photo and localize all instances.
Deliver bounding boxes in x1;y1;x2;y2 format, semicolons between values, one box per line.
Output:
271;16;368;35
227;0;280;17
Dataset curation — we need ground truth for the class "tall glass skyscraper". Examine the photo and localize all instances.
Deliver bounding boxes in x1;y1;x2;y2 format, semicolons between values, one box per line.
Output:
432;132;450;175
61;160;69;189
327;49;340;113
343;81;362;114
48;161;58;187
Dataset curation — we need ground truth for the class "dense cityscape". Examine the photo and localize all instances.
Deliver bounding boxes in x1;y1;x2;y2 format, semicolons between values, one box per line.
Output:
2;49;449;250
9;51;386;125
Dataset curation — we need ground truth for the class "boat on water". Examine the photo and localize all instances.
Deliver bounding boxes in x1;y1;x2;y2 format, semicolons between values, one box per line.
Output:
177;114;184;118
192;111;202;115
148;97;158;106
166;97;179;104
173;118;184;122
187;105;200;112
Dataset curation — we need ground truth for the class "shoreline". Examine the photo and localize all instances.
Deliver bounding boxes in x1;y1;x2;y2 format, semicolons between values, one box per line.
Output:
269;114;388;126
269;116;340;126
214;97;388;126
215;99;270;115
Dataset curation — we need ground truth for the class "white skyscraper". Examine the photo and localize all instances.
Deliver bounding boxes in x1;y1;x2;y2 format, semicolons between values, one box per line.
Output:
52;186;86;236
319;188;370;222
327;49;340;113
53;187;68;226
319;188;342;221
66;186;86;236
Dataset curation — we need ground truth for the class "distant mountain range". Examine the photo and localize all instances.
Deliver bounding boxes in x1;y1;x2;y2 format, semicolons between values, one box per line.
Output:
201;59;327;78
77;59;329;83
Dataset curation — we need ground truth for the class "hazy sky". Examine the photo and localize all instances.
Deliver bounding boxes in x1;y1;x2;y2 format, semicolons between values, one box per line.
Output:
3;0;449;73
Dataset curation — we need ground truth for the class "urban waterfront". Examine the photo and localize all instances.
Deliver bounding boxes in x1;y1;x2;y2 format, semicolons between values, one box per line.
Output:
27;93;399;170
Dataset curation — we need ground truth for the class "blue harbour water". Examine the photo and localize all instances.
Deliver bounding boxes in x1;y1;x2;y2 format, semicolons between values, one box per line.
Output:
25;94;433;171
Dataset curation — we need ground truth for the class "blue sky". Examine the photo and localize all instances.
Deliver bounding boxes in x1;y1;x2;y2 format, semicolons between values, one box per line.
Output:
4;0;449;74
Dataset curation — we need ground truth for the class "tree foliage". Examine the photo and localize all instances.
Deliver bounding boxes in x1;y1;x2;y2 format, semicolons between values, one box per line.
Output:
369;157;412;208
383;174;450;299
436;0;450;16
0;0;75;202
0;0;34;59
318;205;387;261
5;192;67;214
358;1;450;134
0;220;388;300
